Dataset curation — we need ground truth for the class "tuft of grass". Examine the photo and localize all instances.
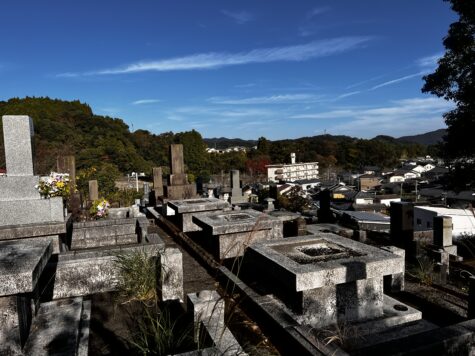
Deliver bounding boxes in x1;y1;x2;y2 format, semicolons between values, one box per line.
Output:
408;256;435;286
115;248;159;304
315;321;362;349
131;306;193;356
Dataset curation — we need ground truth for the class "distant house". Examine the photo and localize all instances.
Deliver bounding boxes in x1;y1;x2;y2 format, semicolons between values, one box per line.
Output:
339;211;390;232
354;191;374;205
424;166;449;181
389;169;420;182
294;178;321;191
358;174;382;191
374;194;401;206
363;166;380;175
414;206;475;237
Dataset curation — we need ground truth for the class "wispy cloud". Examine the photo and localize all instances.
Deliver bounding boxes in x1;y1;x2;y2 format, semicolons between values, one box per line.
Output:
58;37;373;76
221;10;254;24
370;72;426;90
293;97;452;137
307;7;330;19
131;99;161;105
208;93;324;105
337;91;361;99
417;53;442;68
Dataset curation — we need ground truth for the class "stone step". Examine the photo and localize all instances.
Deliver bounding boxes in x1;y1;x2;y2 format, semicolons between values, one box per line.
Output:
22;297;90;355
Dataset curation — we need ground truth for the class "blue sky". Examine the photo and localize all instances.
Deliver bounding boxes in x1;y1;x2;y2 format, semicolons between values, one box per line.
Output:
0;1;456;139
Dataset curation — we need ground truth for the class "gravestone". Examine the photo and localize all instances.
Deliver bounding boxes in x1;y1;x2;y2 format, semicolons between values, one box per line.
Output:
230;170;246;204
163;144;197;199
88;180;98;201
56;155;76;188
152;167;164;198
0;116;64;226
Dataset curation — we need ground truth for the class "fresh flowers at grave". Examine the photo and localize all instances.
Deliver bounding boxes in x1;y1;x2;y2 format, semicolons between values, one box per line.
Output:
90;198;110;219
36;172;72;198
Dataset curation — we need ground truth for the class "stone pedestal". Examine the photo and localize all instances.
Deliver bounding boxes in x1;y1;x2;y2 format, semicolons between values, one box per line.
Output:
246;234;408;328
193;209;283;259
0;240;53;354
167;198;230;232
0;115;65;228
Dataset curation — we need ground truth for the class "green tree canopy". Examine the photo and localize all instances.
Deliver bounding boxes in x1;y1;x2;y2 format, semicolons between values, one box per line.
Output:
422;0;475;188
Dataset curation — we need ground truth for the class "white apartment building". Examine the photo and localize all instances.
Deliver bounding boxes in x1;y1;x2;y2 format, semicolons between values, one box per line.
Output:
266;153;319;183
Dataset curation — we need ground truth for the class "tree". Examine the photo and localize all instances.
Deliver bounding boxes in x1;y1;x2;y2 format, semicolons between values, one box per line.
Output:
422;0;475;188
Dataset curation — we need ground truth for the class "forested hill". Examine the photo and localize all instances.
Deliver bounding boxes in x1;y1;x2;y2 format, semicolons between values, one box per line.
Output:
397;129;446;145
0;97;430;179
0;97;209;176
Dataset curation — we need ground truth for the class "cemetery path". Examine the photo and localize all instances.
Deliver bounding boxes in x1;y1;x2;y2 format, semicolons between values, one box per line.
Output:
148;224;218;297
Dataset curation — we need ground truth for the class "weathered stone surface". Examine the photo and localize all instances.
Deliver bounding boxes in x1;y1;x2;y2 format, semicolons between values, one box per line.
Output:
88;180;98;201
170;144;184;175
0;239;52;296
168;198;230;232
248;234;404;292
23;297;85;356
193;209;283;236
160;247;184;302
0;221;66;241
168;198;230;214
230;170;246;204
0;176;40;201
187;290;245;355
153;167;164;197
0;294;32;355
245;233;405;327
433;215;453;247
0;197;64;226
52;256;119;299
193;209;283;259
164;184;197;200
51;236;165;299
56;155;76;188
2;115;34;176
381;245;405;292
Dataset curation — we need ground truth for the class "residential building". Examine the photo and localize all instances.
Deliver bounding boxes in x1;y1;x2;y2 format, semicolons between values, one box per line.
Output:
358;174;382;191
266;153;319;183
414;206;475;237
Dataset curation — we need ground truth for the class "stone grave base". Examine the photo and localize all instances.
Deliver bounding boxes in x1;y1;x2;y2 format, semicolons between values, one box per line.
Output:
213;229;280;260
0;197;64;226
23;297;90;356
70;217;140;250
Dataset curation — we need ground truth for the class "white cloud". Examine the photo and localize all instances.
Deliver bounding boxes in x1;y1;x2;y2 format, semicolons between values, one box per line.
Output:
208;93;324;105
131;99;161;105
221;10;254;24
307;7;330;19
337;91;361;99
370;72;426;90
294;97;452;137
417;53;443;68
59;37;373;76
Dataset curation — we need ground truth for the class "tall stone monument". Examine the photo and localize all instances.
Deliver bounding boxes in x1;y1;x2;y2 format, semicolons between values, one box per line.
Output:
230;169;246;204
163;144;197;200
0;116;64;226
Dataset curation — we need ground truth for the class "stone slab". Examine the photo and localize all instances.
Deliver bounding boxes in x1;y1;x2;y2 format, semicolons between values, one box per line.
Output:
52;256;119;299
0;294;32;355
0;176;41;201
216;229;280;260
23;297;84;356
0;197;64;227
168;198;230;214
160;247;184;302
164;184;197;200
72;223;136;239
73;217;136;228
71;233;138;250
51;239;165;299
2;115;34;176
247;233;404;292
193;209;283;236
0;239;53;296
0;221;66;241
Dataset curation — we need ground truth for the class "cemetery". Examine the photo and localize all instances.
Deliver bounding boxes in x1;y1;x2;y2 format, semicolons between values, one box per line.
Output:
2;114;475;355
